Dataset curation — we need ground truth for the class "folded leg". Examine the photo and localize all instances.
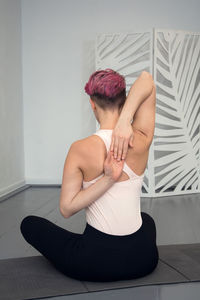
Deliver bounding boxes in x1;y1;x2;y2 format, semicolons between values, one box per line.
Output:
20;215;82;272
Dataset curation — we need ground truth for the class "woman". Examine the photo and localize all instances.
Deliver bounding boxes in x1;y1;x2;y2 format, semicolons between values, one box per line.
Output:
20;69;158;282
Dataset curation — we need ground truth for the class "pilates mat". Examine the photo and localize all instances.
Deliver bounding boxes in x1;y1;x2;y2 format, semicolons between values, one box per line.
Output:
0;244;200;300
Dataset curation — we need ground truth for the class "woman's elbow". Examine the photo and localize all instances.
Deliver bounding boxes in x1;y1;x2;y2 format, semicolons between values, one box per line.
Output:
141;71;155;91
59;206;71;218
141;70;153;79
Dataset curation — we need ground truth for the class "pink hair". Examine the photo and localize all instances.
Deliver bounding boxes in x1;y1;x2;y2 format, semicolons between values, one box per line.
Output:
84;69;125;98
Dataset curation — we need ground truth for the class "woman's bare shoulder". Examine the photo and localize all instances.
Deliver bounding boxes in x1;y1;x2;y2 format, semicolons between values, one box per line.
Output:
69;134;106;172
71;134;105;155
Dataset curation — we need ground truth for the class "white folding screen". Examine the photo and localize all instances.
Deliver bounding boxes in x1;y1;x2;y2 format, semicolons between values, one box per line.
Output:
95;29;200;197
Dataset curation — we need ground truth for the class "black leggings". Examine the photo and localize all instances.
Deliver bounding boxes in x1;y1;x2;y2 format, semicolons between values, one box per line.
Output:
20;212;159;282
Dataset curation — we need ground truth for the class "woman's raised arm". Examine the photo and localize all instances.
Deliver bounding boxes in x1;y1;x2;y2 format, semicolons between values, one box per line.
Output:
110;71;155;161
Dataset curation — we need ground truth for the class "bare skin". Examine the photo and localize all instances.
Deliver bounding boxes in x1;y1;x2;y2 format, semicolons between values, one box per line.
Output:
110;71;156;160
59;71;156;218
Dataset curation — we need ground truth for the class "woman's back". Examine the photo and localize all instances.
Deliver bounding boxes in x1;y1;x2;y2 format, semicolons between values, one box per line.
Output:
80;127;151;235
81;126;150;183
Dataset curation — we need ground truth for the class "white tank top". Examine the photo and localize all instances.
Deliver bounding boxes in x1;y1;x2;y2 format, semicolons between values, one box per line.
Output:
82;129;145;235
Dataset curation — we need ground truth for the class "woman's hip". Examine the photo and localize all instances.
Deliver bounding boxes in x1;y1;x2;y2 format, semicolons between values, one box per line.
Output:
82;211;157;248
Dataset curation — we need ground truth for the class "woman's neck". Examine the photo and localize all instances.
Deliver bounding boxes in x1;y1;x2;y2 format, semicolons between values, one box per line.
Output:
98;113;120;130
99;122;118;130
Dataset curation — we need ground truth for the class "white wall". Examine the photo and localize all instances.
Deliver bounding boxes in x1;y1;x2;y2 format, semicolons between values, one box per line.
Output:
0;0;25;197
21;0;200;184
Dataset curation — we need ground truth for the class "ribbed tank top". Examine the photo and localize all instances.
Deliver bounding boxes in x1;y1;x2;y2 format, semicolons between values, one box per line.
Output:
82;129;145;235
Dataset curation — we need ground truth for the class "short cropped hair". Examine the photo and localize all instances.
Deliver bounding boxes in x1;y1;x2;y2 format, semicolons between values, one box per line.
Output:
84;69;126;110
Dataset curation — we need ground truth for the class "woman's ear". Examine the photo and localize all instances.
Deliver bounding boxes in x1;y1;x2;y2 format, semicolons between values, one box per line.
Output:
89;98;96;110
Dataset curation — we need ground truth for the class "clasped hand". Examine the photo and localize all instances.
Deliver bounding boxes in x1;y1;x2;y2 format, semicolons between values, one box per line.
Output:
110;122;134;161
103;122;134;182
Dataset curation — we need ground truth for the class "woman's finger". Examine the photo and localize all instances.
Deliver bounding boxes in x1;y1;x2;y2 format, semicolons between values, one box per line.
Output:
107;150;112;162
113;136;119;159
110;135;114;152
117;137;124;161
129;135;134;147
122;140;128;160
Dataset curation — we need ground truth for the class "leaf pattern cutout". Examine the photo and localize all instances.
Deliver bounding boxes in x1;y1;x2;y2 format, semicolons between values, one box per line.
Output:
154;30;200;196
96;29;200;196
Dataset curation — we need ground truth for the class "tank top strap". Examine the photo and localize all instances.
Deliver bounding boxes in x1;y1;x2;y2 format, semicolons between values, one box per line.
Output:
93;129;138;180
123;162;137;179
93;130;111;152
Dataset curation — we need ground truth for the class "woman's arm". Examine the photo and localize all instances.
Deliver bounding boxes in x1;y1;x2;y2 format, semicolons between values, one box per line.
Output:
60;146;124;218
62;174;114;218
117;71;154;126
110;71;155;160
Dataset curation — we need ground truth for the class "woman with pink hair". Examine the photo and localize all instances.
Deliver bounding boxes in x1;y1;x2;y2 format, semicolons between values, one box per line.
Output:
20;69;158;282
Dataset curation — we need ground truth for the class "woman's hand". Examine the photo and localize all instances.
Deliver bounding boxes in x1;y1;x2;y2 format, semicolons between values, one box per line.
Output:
110;122;134;161
103;150;125;182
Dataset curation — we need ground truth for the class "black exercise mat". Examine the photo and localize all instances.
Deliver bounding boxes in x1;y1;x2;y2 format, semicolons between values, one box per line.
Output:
1;244;200;300
0;256;88;300
158;243;200;281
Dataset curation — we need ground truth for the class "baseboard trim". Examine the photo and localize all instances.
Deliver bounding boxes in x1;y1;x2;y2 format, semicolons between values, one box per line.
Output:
30;184;61;188
0;183;61;203
0;182;30;203
0;180;27;196
26;178;61;185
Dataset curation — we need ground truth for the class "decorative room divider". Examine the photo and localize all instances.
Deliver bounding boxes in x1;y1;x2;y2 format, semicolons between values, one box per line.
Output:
95;29;200;197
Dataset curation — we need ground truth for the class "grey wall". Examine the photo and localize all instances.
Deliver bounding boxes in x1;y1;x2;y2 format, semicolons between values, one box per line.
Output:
21;0;200;185
1;0;199;191
0;0;24;197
